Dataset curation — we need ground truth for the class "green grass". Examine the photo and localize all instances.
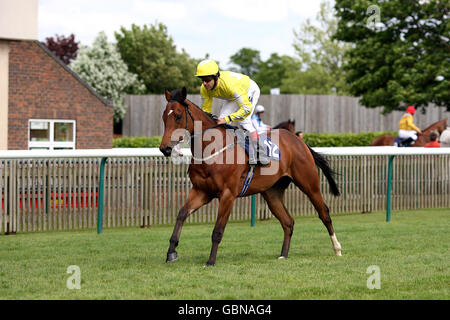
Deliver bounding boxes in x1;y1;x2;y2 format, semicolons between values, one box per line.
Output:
0;209;448;300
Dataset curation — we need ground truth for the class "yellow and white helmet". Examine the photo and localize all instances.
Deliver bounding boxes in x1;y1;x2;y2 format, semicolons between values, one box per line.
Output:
195;59;219;77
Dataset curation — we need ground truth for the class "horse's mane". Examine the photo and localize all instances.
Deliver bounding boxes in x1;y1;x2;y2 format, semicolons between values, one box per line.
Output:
272;122;285;129
273;120;291;129
422;119;447;133
273;120;295;132
170;88;239;131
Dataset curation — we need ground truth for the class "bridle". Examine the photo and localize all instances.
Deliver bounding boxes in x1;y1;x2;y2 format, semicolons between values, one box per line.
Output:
167;98;237;161
168;98;221;139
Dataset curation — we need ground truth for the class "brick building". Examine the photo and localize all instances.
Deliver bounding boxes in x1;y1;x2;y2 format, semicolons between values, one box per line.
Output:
0;0;113;150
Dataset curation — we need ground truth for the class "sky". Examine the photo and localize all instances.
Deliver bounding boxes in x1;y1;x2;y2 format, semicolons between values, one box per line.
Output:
38;0;329;68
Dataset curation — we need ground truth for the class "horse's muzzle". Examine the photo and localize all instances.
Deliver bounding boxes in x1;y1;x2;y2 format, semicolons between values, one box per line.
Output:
160;146;172;157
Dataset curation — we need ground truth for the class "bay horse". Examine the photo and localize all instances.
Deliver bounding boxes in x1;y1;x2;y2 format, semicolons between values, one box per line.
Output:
159;88;342;266
370;118;448;147
273;119;295;133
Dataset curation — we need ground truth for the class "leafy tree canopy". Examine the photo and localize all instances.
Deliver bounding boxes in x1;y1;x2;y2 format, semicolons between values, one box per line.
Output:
227;1;350;95
334;0;449;113
228;48;262;78
114;23;200;94
255;53;301;94
289;0;351;95
44;33;79;65
70;32;145;123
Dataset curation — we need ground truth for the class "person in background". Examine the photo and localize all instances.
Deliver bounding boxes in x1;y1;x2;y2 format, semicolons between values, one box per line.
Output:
251;105;271;135
424;131;440;148
439;125;450;148
398;105;422;146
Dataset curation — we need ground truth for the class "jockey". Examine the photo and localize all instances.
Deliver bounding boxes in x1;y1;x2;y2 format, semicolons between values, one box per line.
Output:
251;105;271;135
195;59;269;165
398;106;422;146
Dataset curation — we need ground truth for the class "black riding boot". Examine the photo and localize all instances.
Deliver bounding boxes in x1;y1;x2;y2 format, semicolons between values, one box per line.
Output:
402;137;414;147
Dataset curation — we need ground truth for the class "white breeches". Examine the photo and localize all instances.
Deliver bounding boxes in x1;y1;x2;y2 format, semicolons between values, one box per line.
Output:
398;129;418;141
219;79;260;133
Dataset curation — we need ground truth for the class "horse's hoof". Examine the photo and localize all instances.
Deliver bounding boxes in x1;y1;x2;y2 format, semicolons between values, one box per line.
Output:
166;252;178;263
204;261;215;267
278;256;287;260
335;250;342;257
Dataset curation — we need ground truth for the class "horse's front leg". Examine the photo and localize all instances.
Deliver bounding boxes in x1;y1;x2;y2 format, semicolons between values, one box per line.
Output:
205;189;236;266
166;188;211;263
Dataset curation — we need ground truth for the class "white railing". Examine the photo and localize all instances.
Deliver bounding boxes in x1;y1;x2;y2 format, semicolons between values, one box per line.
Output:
0;147;449;234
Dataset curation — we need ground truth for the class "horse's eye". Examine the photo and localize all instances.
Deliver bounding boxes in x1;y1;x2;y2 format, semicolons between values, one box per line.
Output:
175;114;182;122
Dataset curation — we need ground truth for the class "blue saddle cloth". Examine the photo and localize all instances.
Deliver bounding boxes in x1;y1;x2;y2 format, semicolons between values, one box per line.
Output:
241;134;281;161
233;132;281;197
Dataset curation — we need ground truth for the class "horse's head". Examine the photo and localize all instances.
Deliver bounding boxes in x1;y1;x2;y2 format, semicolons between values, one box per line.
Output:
440;118;448;133
287;119;296;133
282;120;296;133
432;118;448;134
159;87;191;157
273;119;296;133
422;118;448;136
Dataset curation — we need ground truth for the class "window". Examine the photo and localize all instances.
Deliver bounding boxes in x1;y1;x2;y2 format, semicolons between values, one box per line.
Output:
29;119;76;150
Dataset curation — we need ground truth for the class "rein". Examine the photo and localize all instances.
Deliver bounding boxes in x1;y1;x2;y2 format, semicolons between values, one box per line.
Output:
168;93;254;198
169;98;236;161
191;143;237;162
169;98;221;137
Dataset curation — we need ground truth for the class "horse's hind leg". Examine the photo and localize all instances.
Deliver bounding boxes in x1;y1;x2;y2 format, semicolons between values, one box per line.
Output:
166;188;211;263
292;170;342;256
261;182;295;259
310;194;341;256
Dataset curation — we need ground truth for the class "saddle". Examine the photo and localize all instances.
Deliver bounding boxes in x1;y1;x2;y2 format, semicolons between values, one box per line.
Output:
234;129;281;162
202;116;281;164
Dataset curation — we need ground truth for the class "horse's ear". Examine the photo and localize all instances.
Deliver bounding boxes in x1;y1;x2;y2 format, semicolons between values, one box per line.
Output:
181;87;187;100
165;89;171;102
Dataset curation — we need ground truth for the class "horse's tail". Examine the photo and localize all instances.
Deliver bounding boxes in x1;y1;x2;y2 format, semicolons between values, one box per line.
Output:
306;145;340;196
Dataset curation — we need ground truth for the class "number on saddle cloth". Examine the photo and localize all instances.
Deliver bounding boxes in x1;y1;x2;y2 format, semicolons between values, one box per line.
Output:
261;135;281;160
234;131;281;161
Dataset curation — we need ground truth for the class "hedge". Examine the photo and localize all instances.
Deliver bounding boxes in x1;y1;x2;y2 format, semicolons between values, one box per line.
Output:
113;136;163;148
302;131;396;147
113;131;397;148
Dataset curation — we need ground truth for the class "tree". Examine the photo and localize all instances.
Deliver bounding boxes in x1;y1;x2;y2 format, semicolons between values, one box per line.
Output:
290;0;351;95
114;23;200;94
228;48;262;78
70;31;145;123
281;63;336;94
44;34;79;65
334;0;449;113
253;53;301;93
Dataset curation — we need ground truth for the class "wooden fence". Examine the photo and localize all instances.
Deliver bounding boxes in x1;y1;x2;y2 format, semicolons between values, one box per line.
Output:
123;94;450;136
1;148;449;234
